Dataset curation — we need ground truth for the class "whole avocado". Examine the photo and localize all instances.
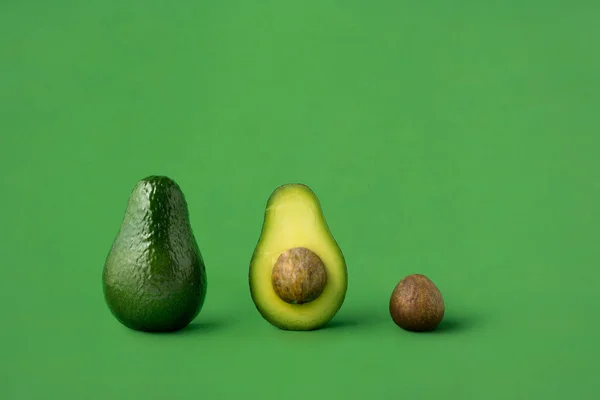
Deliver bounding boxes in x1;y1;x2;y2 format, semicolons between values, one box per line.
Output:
102;176;207;332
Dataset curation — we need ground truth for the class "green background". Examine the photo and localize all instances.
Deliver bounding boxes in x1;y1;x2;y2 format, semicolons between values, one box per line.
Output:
2;0;599;398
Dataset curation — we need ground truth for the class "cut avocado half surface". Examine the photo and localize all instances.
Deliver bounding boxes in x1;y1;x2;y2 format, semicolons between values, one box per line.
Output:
249;183;348;331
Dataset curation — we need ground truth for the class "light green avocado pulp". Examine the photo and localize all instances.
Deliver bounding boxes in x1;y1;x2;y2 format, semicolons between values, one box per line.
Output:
249;184;348;331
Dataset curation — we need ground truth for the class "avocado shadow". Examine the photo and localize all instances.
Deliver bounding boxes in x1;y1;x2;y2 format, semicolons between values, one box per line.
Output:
323;312;389;330
423;315;480;334
163;319;227;335
324;319;361;329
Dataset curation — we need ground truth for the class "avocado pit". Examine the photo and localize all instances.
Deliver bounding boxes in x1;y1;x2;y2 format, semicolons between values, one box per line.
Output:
389;274;445;332
271;247;327;304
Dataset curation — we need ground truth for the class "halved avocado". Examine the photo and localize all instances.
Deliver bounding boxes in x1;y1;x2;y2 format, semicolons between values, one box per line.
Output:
248;183;348;331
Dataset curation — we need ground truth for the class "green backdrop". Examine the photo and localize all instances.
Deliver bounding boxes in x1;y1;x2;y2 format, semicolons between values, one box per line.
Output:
2;1;599;398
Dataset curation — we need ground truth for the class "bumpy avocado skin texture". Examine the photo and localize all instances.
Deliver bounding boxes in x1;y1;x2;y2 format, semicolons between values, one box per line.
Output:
103;176;207;332
249;184;348;331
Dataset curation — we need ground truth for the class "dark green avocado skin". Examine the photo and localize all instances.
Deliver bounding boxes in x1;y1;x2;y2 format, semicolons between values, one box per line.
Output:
102;176;207;332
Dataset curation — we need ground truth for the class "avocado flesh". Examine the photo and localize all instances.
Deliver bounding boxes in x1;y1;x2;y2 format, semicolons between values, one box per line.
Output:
103;176;207;332
249;184;348;331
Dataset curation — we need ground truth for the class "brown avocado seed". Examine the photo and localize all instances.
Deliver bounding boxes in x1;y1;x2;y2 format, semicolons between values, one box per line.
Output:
389;274;445;332
271;247;328;304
